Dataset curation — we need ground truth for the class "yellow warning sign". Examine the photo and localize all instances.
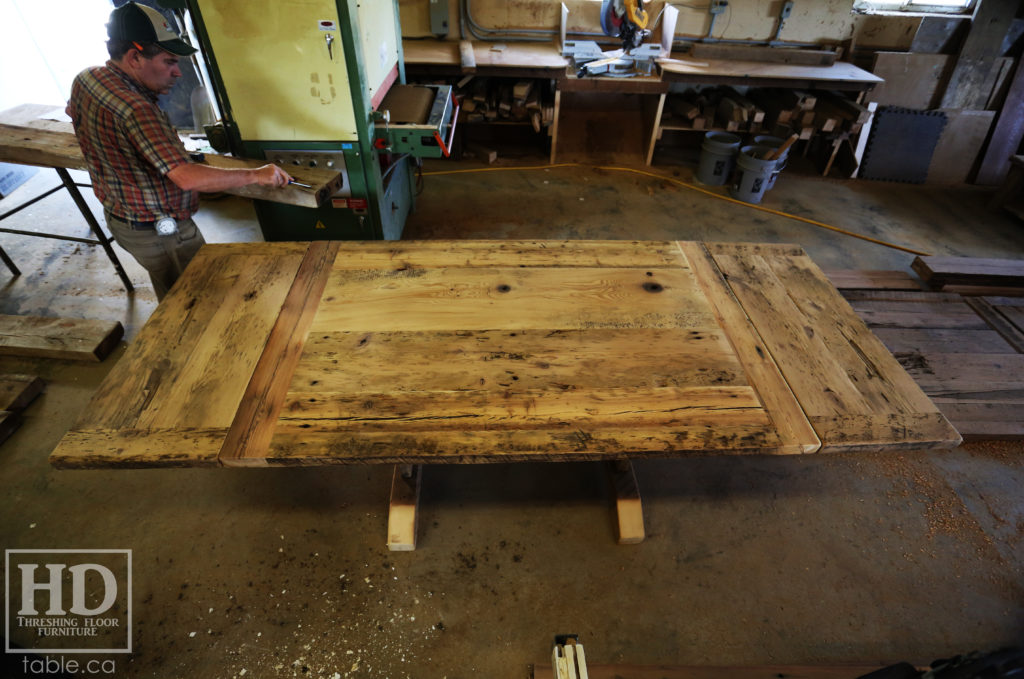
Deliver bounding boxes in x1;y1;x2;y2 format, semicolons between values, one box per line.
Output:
315;220;327;229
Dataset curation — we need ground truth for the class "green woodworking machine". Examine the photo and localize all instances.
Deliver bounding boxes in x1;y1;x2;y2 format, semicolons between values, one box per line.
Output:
166;0;456;240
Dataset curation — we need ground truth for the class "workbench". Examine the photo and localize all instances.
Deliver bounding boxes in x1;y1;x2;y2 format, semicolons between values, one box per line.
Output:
403;40;883;164
50;240;960;549
0;104;344;289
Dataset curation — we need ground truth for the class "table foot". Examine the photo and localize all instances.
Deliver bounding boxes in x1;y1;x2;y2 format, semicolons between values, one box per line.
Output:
387;464;422;551
609;460;645;544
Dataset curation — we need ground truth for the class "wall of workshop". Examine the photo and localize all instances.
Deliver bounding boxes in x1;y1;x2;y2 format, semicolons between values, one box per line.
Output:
398;0;920;52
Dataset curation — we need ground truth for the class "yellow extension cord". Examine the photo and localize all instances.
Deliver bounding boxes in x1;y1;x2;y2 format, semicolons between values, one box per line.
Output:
421;162;932;257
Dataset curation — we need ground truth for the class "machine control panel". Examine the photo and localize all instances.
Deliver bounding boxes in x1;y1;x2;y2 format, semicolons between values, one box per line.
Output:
265;150;351;196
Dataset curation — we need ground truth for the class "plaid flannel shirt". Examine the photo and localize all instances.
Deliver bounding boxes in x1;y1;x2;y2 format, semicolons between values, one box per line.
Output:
69;61;198;222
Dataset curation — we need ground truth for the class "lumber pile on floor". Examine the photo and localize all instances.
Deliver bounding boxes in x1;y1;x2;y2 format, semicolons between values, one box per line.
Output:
0;314;123;361
839;289;1024;440
0;374;44;446
912;255;1024;296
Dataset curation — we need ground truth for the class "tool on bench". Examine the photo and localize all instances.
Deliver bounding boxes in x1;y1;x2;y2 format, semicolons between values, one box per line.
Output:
601;0;650;51
564;0;660;78
288;179;313;189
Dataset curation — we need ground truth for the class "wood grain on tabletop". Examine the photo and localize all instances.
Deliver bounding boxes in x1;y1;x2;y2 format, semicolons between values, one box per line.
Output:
49;244;310;468
704;242;961;452
262;240;802;465
49;240;963;469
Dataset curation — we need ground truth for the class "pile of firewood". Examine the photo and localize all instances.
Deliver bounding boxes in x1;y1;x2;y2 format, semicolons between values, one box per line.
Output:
458;78;554;132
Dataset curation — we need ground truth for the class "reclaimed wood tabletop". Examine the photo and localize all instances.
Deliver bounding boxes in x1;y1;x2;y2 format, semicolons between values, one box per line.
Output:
50;240;961;469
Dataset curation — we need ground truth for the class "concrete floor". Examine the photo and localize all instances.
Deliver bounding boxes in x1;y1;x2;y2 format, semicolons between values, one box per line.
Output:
1;156;1023;679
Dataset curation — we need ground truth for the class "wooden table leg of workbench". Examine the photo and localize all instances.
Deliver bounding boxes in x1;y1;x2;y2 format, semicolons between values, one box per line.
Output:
609;460;645;545
387;464;422;551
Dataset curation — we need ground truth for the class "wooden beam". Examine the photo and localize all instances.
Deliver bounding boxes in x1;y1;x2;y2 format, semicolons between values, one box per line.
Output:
387;464;422;551
0;374;44;412
0;315;123;361
912;255;1024;290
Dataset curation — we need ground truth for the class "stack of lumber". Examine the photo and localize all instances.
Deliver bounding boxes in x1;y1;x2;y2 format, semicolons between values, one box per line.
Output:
0;374;44;445
829;267;1024;440
912;255;1024;296
661;87;768;133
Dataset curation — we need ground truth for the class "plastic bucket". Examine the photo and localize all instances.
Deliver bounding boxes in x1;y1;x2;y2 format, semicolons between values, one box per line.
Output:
729;145;777;204
753;135;788;190
695;132;741;186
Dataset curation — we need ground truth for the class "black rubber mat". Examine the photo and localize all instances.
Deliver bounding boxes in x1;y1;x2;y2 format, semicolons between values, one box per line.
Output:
860;107;947;184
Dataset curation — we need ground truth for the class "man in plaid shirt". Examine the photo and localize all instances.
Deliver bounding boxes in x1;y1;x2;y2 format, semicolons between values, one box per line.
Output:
68;2;292;300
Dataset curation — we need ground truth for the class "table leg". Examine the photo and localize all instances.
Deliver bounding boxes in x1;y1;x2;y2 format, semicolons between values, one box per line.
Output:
55;168;134;292
609;460;645;544
387;464;422;551
0;244;20;276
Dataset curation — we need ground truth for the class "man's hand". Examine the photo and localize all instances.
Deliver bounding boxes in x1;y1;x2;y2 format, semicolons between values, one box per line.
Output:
168;161;295;193
253;164;293;188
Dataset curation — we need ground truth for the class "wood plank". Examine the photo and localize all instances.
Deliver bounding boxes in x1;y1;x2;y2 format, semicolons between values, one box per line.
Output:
50;244;309;468
311;266;717;333
324;240;685;269
976;59;1024;185
705;242;960;452
871;327;1014;355
0;374;44;412
927;109;996;185
677;241;820;455
292;328;747;393
658;57;882;88
912;255;1024;289
823;269;921;290
840;289;965;303
868;53;953;109
387;465;421;551
931;401;1024;440
939;0;1019;110
964;297;1024;353
219;241;340;467
0;123;87;170
197;154;344;209
0;314;123;361
0;411;22;447
689;44;836;66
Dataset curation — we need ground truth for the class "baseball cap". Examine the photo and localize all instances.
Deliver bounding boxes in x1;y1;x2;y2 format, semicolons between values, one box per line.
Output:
107;2;197;56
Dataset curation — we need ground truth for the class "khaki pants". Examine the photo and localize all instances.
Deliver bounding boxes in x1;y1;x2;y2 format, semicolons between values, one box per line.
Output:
104;211;205;300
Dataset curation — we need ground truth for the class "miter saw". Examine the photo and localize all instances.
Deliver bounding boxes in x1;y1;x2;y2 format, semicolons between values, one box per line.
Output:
600;0;651;51
563;0;661;77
